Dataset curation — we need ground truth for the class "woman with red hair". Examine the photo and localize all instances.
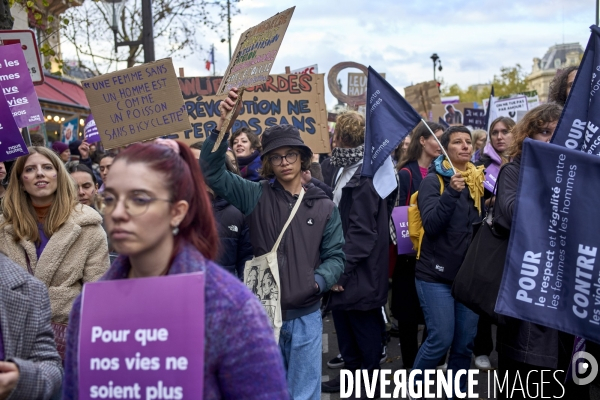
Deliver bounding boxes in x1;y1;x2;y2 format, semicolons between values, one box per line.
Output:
61;140;288;399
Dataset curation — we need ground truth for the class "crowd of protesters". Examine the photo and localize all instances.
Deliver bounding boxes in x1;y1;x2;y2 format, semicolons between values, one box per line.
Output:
0;66;598;400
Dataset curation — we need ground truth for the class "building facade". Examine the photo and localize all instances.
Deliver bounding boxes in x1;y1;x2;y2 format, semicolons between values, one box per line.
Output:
526;42;583;103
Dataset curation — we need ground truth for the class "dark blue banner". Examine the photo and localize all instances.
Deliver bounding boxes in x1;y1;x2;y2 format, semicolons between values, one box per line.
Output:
464;108;486;129
495;139;600;343
362;66;421;177
551;25;600;154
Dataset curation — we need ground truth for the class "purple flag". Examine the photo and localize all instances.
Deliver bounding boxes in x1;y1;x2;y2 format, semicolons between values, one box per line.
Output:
0;83;28;162
78;273;205;399
84;114;101;143
392;206;416;255
0;44;44;128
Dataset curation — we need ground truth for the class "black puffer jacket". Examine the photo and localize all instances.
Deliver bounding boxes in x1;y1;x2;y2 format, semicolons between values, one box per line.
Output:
212;197;253;279
415;169;482;284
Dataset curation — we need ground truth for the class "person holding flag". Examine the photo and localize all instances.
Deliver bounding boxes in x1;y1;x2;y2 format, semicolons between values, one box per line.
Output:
321;111;395;396
412;126;485;397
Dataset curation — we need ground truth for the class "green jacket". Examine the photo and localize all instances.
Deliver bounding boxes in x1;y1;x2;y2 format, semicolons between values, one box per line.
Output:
201;130;345;320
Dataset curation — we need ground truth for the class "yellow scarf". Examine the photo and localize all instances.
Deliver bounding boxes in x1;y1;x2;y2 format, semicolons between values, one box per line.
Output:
443;159;485;216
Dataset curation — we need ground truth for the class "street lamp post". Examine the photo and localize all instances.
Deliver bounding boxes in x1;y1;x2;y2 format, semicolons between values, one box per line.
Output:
106;0;155;63
430;53;442;81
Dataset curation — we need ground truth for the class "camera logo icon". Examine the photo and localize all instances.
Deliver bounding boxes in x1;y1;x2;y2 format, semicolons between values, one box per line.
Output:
572;351;599;386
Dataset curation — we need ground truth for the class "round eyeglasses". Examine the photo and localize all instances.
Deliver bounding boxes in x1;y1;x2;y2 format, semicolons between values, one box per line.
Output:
100;193;171;216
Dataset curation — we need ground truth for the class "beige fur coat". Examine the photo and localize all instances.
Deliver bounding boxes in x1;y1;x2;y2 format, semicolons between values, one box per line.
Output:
0;204;110;324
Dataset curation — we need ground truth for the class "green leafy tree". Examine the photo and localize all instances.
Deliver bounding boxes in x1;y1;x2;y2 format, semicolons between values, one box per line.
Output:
442;64;528;102
4;0;73;72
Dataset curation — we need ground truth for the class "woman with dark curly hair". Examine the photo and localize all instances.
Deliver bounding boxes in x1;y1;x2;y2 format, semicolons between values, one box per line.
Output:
494;103;591;399
548;66;578;106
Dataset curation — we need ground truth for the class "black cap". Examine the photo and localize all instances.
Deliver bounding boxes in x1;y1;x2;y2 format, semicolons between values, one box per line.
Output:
260;124;313;159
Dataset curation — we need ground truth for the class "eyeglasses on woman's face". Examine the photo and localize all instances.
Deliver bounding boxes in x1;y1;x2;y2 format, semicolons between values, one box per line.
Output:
100;191;171;216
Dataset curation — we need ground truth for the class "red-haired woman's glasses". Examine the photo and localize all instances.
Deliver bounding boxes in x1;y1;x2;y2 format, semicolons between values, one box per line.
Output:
100;192;171;216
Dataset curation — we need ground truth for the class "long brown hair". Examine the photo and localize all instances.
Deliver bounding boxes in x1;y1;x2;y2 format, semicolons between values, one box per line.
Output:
1;146;78;243
397;121;443;170
506;103;563;159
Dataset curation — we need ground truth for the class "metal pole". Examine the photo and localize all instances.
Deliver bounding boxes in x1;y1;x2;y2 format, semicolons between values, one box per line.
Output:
212;45;216;76
433;60;436;81
227;0;232;61
142;0;155;62
597;0;599;26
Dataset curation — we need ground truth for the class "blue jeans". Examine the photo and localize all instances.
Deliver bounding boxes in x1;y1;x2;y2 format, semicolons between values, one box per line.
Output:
279;309;322;400
413;279;479;397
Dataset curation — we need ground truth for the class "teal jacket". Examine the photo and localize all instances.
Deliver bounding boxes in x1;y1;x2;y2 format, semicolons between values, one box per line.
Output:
201;130;345;320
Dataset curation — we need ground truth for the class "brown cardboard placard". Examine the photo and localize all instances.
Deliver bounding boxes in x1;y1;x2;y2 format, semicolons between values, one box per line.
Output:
347;72;385;98
217;7;295;95
82;59;190;149
404;80;441;117
174;73;331;154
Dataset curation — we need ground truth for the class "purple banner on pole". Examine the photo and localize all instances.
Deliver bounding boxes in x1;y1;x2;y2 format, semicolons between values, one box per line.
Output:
0;44;44;128
483;162;500;193
84;114;101;143
392;206;416;255
78;273;205;400
0;83;28;162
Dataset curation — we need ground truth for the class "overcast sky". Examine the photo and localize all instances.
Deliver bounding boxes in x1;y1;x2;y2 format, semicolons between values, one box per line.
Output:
70;0;595;107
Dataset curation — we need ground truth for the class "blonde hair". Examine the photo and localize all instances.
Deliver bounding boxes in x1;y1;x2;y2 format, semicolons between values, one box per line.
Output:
1;146;78;243
334;111;365;147
472;130;487;148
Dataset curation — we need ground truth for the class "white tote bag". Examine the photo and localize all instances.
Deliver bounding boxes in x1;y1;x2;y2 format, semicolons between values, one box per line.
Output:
244;189;305;342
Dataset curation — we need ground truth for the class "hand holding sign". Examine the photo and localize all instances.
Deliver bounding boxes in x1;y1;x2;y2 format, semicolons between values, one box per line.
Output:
216;88;243;133
79;140;90;160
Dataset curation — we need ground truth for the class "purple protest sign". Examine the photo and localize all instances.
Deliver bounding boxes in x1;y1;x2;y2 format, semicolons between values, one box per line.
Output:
0;44;44;128
0;83;28;162
78;273;205;400
392;206;416;255
84;114;101;143
483;162;500;193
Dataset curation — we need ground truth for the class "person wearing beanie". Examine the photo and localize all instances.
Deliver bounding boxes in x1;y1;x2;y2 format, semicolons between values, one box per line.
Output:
51;141;70;163
201;89;345;400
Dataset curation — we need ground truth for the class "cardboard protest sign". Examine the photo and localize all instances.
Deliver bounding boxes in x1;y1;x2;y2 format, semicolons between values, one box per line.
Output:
463;108;486;129
432;102;474;125
492;95;528;120
79;273;205;399
0;84;28;162
217;7;295;95
82;59;190;149
496;139;600;343
404;81;441;117
0;44;44;128
347;72;386;98
291;64;318;75
84;114;101;144
174;74;331;153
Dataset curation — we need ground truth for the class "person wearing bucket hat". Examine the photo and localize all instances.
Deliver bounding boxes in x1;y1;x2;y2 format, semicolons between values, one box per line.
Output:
201;88;345;400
